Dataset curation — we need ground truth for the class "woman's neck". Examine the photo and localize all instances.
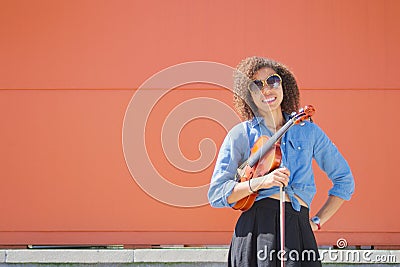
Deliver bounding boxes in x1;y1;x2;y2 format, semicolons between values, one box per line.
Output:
262;109;285;133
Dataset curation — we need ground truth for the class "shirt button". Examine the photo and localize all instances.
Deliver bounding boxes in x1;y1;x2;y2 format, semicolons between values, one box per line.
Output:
297;146;301;150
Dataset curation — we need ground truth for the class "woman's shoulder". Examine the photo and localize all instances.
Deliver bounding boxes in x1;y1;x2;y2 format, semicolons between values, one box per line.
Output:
228;116;262;133
228;120;251;138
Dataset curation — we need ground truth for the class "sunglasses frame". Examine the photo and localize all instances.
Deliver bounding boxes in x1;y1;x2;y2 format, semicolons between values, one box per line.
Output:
249;73;282;91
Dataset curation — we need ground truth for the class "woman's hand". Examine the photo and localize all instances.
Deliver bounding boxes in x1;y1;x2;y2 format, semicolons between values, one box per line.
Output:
310;220;319;231
227;167;290;205
257;167;290;189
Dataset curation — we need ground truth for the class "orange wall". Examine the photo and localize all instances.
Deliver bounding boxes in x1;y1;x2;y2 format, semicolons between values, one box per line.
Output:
0;0;399;246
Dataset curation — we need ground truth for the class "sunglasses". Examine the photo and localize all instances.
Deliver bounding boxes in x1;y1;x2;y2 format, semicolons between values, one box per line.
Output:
250;73;282;90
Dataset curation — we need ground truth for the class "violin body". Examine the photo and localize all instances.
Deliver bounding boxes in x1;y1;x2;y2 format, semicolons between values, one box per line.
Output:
232;136;282;211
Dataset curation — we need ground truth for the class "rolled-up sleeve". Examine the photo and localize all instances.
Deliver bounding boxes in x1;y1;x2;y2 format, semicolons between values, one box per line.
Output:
312;124;355;200
208;124;248;208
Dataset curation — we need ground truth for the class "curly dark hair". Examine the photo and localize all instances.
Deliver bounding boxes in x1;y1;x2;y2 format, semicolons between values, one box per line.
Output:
233;56;300;121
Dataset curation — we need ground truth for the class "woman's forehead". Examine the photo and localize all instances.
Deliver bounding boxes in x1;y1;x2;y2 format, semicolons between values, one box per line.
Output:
253;67;276;79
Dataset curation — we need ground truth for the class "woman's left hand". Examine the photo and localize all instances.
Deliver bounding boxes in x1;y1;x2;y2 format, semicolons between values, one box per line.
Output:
310;220;318;231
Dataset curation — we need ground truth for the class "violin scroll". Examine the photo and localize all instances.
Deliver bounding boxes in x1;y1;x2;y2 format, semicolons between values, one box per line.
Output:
292;105;315;124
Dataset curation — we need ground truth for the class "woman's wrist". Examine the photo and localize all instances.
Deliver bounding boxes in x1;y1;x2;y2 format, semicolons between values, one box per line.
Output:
310;216;321;230
248;179;257;194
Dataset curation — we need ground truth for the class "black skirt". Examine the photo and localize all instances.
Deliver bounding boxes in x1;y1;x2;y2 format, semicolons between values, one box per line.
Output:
228;198;322;267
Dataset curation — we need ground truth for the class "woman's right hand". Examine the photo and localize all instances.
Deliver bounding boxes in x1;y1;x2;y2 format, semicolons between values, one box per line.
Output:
227;167;290;204
258;167;290;189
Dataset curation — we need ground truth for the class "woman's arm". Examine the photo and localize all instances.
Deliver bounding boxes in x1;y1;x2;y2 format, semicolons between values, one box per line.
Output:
311;124;355;230
227;167;290;204
310;195;345;231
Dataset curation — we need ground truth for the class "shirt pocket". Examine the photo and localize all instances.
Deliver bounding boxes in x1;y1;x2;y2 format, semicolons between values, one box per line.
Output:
286;139;312;159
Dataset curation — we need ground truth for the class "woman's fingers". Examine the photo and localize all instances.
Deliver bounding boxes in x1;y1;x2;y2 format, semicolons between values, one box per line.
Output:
271;168;289;186
274;176;288;187
276;167;290;176
258;168;290;188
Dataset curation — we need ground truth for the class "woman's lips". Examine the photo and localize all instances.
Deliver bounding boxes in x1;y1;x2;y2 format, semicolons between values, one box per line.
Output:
262;96;276;104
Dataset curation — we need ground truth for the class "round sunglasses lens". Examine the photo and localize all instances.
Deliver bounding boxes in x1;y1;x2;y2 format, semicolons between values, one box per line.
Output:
267;75;281;87
253;80;264;89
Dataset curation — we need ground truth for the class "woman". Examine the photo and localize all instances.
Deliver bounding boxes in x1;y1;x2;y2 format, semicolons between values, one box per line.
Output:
208;56;355;266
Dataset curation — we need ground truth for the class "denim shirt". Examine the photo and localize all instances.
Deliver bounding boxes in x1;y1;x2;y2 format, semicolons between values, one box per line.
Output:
208;114;355;211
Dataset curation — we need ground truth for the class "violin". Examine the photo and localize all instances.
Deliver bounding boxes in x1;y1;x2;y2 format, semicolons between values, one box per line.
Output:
232;105;316;211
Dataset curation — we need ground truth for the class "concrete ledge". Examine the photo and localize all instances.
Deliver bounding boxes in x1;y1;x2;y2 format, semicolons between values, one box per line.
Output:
0;251;5;263
0;248;399;265
134;248;228;263
4;249;134;263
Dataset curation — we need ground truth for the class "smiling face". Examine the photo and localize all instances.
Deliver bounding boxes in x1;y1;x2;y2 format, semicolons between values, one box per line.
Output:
233;56;300;121
249;67;284;117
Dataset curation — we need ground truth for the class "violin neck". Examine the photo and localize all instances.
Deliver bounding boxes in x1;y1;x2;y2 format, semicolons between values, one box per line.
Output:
247;119;295;168
272;120;293;143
